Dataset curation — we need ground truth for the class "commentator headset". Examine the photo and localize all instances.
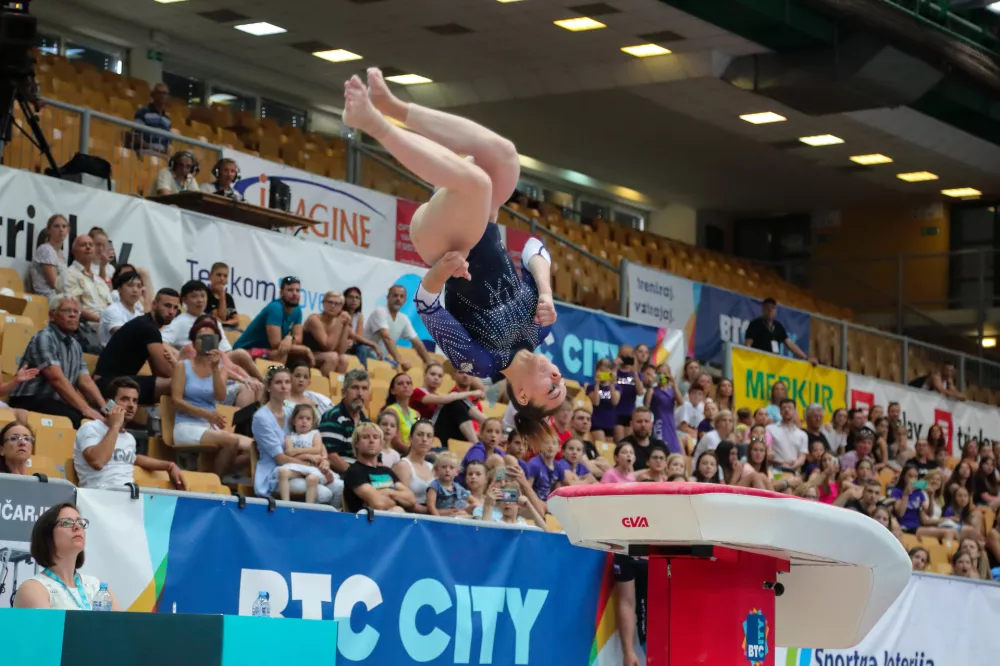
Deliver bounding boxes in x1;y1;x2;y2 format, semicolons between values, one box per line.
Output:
211;158;241;184
168;150;199;175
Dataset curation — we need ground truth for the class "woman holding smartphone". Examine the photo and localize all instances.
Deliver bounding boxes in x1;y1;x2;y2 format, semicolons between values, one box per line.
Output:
643;362;683;454
170;315;253;478
585;358;619;441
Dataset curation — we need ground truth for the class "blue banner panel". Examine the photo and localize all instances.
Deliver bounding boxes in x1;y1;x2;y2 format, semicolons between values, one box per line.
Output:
159;500;605;666
693;286;811;366
539;303;662;385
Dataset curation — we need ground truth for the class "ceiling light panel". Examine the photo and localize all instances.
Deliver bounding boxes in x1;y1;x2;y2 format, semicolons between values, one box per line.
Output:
554;17;606;31
941;187;982;198
234;22;287;36
849;154;893;165
740;112;786;124
799;134;844;146
896;171;939;182
621;44;671;58
385;74;433;85
313;49;363;62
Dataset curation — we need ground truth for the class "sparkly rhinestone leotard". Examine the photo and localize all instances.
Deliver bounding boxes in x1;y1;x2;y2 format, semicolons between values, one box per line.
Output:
415;224;551;382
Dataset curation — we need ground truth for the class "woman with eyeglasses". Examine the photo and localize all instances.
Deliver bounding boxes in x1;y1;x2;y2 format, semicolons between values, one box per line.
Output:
0;421;35;475
343;70;560;450
14;502;120;610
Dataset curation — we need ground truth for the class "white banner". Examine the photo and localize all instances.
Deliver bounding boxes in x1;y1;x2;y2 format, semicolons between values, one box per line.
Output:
775;574;1000;666
624;261;697;334
222;149;398;259
847;373;1000;456
0;167;427;336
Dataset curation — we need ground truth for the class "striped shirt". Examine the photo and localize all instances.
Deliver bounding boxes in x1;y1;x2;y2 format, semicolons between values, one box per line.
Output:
318;401;370;457
10;324;89;401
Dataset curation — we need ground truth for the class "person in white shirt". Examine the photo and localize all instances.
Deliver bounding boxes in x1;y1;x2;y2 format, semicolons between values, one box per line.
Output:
674;384;705;437
98;269;144;347
73;377;185;489
766;399;808;472
362;285;432;371
160;280;263;406
14;502;121;611
691;409;737;461
155;150;201;195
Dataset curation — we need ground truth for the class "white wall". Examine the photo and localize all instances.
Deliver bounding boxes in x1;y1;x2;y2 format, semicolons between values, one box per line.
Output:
647;202;697;244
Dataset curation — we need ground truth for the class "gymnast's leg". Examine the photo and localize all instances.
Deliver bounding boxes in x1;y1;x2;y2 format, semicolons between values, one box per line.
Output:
366;67;520;215
343;75;491;264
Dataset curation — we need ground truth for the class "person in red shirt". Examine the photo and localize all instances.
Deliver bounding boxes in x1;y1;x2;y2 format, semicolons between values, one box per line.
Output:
549;400;573;445
411;361;485;421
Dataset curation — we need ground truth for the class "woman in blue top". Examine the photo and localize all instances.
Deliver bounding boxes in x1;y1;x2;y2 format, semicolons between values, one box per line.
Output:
889;464;926;534
170;315;252;478
342;68;561;438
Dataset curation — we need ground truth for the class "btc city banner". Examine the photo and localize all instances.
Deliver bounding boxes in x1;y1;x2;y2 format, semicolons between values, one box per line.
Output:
695;284;811;366
222;149;398;260
623;261;699;355
729;345;846;419
75;489;606;666
540;303;685;386
847;373;1000;456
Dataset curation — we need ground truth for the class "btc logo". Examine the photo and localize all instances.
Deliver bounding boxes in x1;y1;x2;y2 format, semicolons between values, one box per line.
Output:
621;516;649;528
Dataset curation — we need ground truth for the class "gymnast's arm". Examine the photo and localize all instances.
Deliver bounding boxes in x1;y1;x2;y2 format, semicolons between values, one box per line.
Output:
524;238;556;326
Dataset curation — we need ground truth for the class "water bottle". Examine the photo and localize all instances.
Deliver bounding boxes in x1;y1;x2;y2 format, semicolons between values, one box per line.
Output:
251;590;270;617
92;582;112;612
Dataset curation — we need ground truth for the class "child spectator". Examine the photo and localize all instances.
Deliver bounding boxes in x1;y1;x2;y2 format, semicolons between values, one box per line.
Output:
799;453;843;504
524;435;567;502
940;485;982;541
972;455;1000;507
716;440;758;487
916;469;955;542
549;400;573;444
460;418;507;472
505;430;530;474
376;409;402;468
277;404;334;504
951;550;979;579
665;454;687;478
463;460;489;514
635;447;669;483
426;452;470;517
889;464;925;534
692;451;720;484
207;262;240;329
734;407;752;442
674;384;705;437
696;400;718;438
601;442;636;484
749;408;774;446
855;459;875;485
558;438;596;484
959;538;991;580
746;434;772;490
585;357;619;440
802;439;828;479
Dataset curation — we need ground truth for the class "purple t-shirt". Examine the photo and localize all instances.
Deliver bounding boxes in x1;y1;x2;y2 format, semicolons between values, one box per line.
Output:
616;369;638;416
648;386;682;454
525;456;566;501
889;487;925;532
458;441;506;486
556;459;588;479
584;383;617;432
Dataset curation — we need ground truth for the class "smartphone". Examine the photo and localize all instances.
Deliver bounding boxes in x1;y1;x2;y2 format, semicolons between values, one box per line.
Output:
495;466;507;482
912;480;928;490
657;373;669;386
104;399;116;414
598;371;612;382
199;333;220;354
499;488;520;503
621;355;635;366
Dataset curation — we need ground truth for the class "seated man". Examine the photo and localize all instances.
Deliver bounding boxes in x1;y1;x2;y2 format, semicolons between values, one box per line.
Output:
93;288;180;406
362;285;431;371
319;368;371;475
909;362;966;401
98;269;144;347
73;377;185;489
133;82;172;154
59;234;111;351
7;297;105;428
154;150;200;195
160;280;261;404
234;276;313;364
200;158;245;202
342;421;416;513
206;262;240;329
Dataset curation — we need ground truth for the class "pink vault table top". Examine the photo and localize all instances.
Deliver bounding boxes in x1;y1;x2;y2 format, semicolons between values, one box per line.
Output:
547;482;911;649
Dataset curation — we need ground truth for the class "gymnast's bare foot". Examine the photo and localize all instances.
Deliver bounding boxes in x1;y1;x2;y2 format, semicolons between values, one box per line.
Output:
366;67;408;121
343;75;390;139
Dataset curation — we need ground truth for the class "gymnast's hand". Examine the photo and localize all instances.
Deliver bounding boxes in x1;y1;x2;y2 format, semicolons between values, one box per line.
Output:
535;293;556;326
425;251;471;292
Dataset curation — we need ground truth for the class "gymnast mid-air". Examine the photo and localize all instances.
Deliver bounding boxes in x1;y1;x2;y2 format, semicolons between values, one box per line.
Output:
342;68;563;437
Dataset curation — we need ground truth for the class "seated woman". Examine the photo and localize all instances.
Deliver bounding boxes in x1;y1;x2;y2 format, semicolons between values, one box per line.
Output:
691;450;720;484
171;315;253;479
799;453;855;505
384;373;422;446
343;286;382;366
286;359;334;415
959;537;991;580
889;463;926;535
872;505;904;544
559;437;597;484
908;546;929;572
939;484;983;541
716;440;760;488
302;291;351;376
972;455;1000;509
915;469;954;541
392;418;435;514
0;421;34;475
14;502;120;610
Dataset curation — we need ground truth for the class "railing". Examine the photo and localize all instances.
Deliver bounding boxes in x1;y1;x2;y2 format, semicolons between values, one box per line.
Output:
9;97;1000;397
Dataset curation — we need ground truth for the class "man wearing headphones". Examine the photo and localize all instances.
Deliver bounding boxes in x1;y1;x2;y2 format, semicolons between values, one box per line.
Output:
201;158;245;202
155;150;201;195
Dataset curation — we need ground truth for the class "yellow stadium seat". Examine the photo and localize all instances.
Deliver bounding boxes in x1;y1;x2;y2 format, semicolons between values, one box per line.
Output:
545;513;563;532
181;471;227;494
900;533;920;551
34;426;75;462
0;409;15;424
26;454;62;479
133;466;171;489
0;267;24;292
308;372;331;397
1;316;35;375
64;457;78;485
449;439;473;460
367;359;395;383
27;412;73;430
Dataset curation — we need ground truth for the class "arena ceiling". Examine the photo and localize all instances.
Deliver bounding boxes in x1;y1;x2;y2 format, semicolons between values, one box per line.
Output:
37;0;1000;212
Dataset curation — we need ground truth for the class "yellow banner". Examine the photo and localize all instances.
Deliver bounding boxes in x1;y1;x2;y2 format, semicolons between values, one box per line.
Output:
730;346;847;418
